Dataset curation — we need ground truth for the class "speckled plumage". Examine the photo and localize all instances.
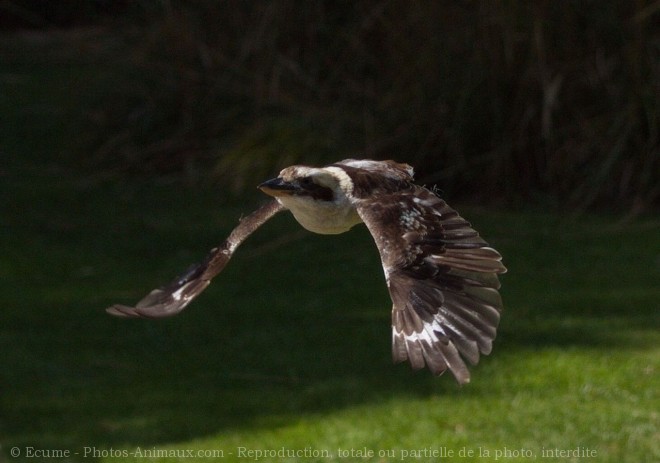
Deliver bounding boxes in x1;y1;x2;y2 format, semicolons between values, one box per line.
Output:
107;159;506;384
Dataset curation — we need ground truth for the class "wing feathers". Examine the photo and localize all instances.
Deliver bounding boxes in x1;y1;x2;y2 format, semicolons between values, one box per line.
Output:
106;160;505;385
427;248;506;274
106;200;284;319
405;336;426;369
446;331;480;365
435;340;470;382
357;187;506;384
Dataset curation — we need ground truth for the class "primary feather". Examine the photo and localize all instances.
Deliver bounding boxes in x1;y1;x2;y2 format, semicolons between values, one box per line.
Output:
107;159;506;384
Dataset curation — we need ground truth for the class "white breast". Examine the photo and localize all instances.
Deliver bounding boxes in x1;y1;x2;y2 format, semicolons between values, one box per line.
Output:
276;195;362;235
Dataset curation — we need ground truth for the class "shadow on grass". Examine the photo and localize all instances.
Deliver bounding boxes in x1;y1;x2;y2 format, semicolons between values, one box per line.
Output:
2;30;657;459
1;179;658;457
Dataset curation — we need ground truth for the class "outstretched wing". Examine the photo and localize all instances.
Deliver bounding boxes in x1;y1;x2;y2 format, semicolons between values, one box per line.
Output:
106;200;285;319
356;187;506;384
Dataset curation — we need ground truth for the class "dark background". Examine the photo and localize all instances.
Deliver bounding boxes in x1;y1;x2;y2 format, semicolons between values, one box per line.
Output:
1;3;658;459
2;0;658;213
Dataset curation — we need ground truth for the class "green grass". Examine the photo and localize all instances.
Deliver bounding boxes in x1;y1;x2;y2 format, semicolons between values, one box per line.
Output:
1;30;658;463
1;174;658;462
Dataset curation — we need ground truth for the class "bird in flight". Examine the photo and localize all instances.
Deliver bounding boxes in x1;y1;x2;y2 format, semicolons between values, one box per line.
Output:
107;159;506;384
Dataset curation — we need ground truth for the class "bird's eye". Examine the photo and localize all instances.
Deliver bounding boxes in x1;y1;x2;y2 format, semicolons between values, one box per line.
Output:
299;177;315;187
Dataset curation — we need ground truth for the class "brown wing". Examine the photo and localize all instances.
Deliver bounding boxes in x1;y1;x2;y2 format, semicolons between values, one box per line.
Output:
356;187;506;384
106;200;285;319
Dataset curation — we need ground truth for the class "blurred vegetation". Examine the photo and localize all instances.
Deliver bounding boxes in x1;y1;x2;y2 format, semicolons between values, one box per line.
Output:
1;4;659;461
2;0;659;213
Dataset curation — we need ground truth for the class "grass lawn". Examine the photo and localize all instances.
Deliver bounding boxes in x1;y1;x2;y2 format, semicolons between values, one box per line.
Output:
1;32;658;463
2;175;658;463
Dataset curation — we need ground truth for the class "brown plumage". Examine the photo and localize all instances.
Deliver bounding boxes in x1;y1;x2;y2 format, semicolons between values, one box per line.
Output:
106;159;506;384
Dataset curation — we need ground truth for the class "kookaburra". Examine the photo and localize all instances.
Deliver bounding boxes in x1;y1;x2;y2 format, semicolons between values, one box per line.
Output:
107;159;506;384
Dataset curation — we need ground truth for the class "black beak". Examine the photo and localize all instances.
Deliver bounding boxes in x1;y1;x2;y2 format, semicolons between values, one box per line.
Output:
258;177;298;197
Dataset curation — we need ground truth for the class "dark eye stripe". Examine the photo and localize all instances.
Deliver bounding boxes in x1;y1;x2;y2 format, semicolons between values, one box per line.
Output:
297;177;334;201
306;184;334;201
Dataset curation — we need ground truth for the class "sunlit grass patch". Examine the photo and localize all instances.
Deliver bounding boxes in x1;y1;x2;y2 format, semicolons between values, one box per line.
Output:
2;26;658;463
2;173;658;463
102;348;658;463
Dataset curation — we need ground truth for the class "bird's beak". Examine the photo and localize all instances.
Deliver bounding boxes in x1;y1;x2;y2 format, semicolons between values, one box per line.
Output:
258;177;298;197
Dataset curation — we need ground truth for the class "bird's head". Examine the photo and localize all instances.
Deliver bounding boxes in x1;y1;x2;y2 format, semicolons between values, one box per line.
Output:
258;166;353;203
258;165;360;235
